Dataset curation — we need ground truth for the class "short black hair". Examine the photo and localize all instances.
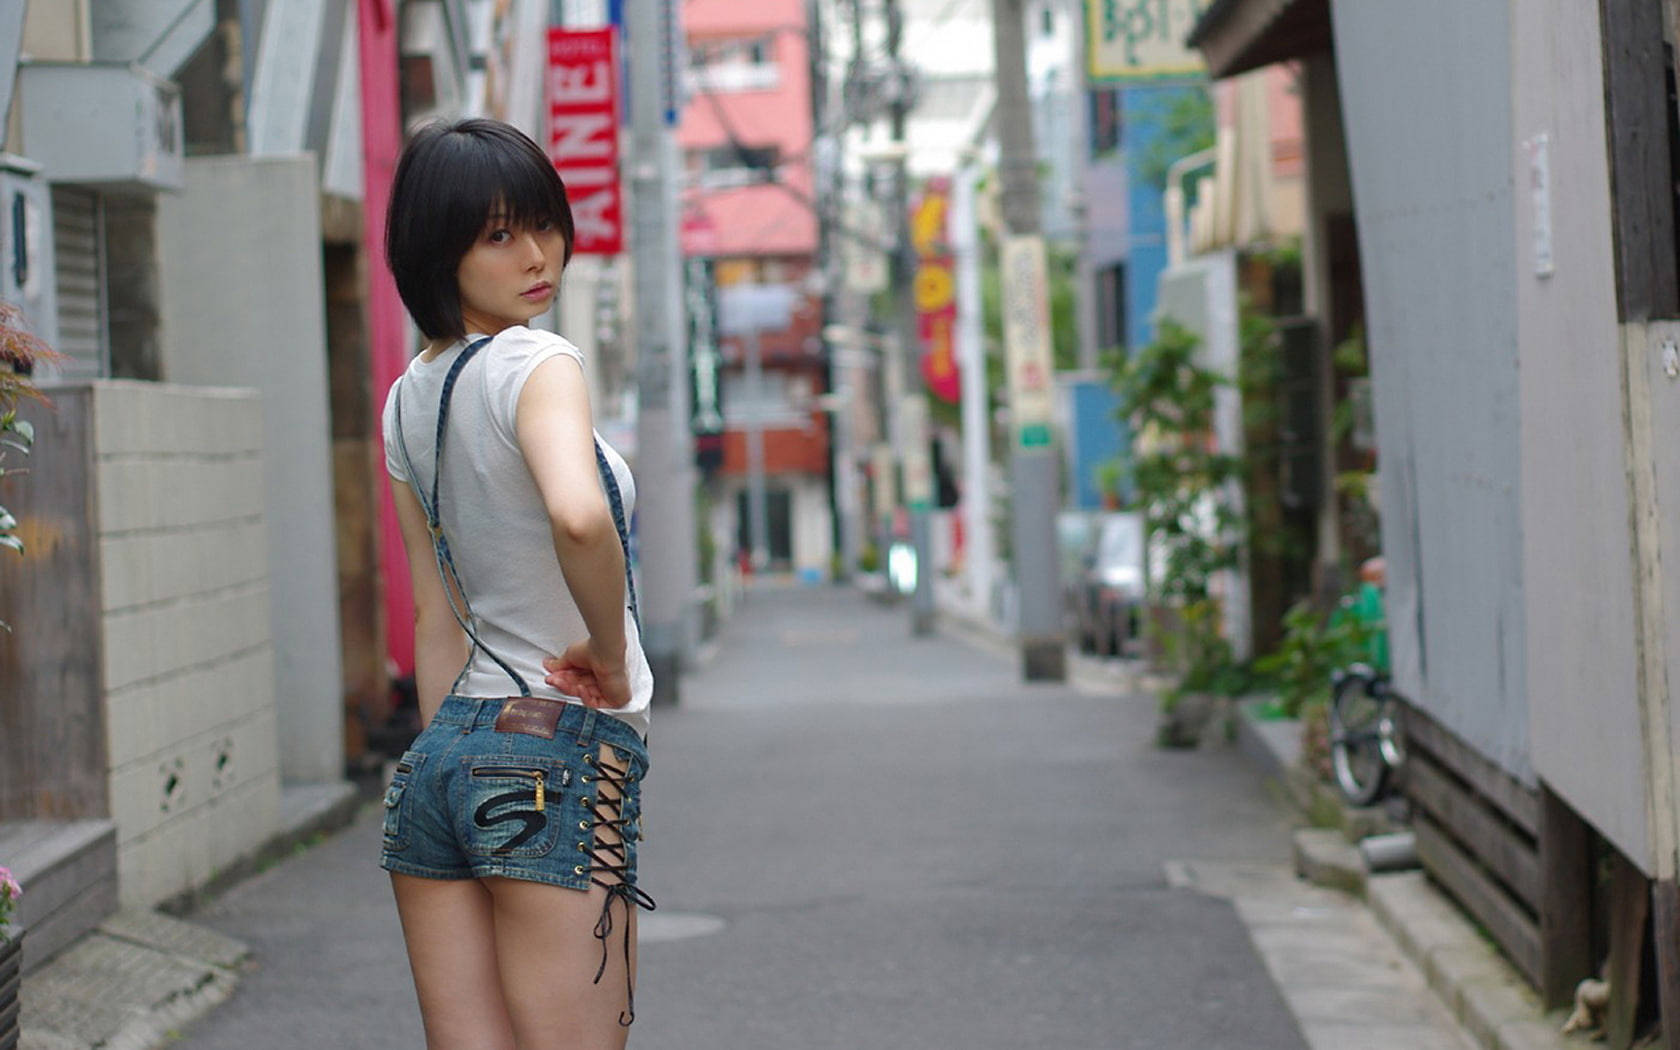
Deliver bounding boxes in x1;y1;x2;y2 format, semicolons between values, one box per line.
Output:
386;118;576;341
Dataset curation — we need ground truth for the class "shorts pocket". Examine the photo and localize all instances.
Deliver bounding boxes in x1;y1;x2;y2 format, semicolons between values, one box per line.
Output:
461;759;571;859
382;750;425;853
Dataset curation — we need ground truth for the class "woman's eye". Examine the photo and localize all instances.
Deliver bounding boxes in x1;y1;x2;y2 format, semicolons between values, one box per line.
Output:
536;219;555;232
487;229;511;244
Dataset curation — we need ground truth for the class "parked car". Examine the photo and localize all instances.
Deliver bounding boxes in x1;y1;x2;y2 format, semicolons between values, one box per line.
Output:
1069;512;1144;657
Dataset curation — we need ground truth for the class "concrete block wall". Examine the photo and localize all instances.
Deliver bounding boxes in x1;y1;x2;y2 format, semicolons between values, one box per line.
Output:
91;381;281;908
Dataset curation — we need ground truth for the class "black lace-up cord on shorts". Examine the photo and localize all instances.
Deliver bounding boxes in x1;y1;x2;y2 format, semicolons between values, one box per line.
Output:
582;749;656;1026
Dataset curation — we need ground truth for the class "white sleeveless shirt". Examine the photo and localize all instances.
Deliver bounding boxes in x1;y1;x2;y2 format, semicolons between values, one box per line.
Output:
381;326;651;737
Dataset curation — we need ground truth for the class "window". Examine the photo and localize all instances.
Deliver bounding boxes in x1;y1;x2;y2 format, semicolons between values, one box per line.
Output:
689;144;780;189
1089;87;1122;156
685;35;780;93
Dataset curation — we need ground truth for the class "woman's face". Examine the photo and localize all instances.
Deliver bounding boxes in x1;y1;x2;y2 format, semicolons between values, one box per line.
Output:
455;212;568;336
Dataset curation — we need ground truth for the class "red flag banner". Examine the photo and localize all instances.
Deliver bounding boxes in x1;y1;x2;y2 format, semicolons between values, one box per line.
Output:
911;178;961;403
547;28;624;255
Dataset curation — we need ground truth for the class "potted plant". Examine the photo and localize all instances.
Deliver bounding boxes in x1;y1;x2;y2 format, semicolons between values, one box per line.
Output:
0;865;21;1050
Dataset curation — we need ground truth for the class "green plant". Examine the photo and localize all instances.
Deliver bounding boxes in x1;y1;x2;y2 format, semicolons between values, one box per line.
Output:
858;541;880;574
1109;317;1245;698
0;302;52;572
1133;85;1216;192
1254;598;1378;718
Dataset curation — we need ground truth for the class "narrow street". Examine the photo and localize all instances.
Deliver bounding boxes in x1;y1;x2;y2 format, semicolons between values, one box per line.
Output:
167;586;1457;1049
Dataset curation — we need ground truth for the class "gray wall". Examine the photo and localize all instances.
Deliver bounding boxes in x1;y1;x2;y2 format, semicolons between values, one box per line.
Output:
1331;0;1530;781
155;153;345;786
1510;0;1650;866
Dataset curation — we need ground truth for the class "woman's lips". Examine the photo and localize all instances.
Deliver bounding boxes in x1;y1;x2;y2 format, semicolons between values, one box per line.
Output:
521;282;554;300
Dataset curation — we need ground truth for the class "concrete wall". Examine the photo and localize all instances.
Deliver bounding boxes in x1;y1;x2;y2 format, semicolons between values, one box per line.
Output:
1508;0;1650;866
155;153;345;786
93;381;281;908
1332;0;1530;782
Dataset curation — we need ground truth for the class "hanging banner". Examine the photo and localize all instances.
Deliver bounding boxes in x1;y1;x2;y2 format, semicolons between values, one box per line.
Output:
1001;235;1055;449
547;27;624;254
910;178;961;404
1086;0;1209;83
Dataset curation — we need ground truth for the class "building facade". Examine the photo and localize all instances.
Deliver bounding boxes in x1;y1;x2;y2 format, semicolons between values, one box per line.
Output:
679;0;833;581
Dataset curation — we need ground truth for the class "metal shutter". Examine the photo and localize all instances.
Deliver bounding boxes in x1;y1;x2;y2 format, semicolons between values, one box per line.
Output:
51;186;107;379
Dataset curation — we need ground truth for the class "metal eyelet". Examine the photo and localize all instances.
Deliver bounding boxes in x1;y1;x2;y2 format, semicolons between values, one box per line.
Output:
574;865;586;875
580;797;592;807
577;841;587;851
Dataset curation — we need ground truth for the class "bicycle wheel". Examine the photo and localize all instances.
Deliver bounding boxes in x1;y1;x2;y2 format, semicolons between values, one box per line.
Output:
1330;667;1394;806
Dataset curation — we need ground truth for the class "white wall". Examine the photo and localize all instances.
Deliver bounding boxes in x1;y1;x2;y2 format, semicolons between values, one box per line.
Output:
1508;0;1650;866
155;153;345;786
1332;0;1529;782
94;381;281;907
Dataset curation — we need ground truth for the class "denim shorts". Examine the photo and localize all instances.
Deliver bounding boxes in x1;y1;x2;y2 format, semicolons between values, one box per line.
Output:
379;695;649;891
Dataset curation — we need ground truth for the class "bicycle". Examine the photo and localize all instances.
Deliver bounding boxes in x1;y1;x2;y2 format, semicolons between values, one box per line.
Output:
1327;559;1405;806
1329;662;1405;806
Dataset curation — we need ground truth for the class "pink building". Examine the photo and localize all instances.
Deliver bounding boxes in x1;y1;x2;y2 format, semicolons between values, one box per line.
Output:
679;0;832;579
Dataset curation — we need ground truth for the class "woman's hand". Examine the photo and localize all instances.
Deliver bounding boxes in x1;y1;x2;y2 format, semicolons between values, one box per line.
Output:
543;638;631;709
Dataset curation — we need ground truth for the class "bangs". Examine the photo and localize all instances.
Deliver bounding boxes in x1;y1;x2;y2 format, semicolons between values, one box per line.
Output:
430;127;575;261
386;118;577;340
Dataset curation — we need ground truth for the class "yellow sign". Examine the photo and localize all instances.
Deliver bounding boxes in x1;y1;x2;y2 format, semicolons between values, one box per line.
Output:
1087;0;1209;83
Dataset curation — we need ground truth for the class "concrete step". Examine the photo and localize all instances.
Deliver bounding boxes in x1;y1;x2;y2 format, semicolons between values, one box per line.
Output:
1293;826;1369;896
0;821;116;974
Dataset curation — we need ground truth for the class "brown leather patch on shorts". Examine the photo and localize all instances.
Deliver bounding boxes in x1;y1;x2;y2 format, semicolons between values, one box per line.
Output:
492;697;564;738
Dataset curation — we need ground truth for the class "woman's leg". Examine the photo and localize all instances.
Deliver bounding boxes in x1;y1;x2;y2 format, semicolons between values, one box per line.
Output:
391;873;516;1050
486;741;642;1050
483;877;635;1050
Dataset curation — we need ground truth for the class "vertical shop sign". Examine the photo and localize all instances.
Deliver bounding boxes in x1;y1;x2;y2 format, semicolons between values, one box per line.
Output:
548;27;624;254
1002;234;1055;448
911;178;961;403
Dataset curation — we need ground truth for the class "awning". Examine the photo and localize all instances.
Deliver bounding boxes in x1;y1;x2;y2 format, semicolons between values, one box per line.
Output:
1186;0;1334;80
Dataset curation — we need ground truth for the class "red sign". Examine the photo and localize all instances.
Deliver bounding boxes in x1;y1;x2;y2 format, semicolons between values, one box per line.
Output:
911;178;961;403
547;28;623;255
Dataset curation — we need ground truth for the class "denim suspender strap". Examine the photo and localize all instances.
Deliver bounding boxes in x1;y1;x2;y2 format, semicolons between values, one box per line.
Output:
595;442;639;630
391;339;641;694
393;338;529;696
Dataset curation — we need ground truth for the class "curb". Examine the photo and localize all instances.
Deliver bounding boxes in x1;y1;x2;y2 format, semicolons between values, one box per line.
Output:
20;911;247;1050
1237;701;1586;1050
19;781;361;1050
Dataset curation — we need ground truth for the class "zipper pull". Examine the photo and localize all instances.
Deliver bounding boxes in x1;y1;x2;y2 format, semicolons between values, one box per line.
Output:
533;772;545;812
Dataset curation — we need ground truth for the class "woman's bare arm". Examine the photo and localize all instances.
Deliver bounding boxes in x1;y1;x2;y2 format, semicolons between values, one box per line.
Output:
515;354;630;708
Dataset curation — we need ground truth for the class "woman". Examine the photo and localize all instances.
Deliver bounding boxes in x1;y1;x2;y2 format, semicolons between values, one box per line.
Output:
378;117;654;1049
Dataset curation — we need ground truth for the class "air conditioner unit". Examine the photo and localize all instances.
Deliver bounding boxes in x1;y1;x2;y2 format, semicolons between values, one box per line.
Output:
17;62;183;193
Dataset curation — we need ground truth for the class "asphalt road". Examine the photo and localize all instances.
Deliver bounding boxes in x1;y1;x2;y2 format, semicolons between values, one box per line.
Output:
172;586;1309;1049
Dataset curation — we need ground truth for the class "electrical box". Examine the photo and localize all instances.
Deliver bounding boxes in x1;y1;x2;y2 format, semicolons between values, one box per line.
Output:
0;156;56;352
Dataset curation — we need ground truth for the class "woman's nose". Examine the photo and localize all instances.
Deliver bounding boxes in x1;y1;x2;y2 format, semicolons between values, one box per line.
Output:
522;231;549;266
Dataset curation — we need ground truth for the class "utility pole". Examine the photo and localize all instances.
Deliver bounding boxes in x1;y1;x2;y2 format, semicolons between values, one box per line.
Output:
627;0;697;703
991;0;1066;680
883;0;936;636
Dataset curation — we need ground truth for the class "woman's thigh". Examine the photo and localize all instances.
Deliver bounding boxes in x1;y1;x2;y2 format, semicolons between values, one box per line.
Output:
390;873;514;1050
483;876;635;1050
